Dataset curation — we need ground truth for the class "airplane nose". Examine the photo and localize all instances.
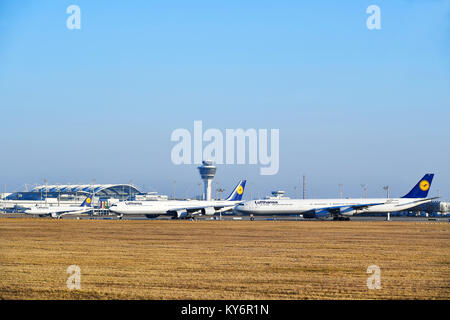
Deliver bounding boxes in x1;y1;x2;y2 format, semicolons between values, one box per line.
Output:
109;205;120;214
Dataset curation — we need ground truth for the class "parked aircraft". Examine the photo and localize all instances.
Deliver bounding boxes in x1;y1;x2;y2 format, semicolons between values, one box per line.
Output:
233;174;436;220
109;180;246;219
24;196;94;218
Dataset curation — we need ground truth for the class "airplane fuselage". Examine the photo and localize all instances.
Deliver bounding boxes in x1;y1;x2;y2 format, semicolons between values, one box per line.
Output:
234;198;431;217
24;206;92;216
110;200;241;215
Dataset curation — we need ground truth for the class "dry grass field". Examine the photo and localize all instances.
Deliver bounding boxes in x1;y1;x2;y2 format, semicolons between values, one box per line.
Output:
0;218;449;300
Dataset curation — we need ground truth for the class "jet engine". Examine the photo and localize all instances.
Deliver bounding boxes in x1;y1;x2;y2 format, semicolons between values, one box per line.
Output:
175;211;189;219
201;207;215;216
302;210;330;219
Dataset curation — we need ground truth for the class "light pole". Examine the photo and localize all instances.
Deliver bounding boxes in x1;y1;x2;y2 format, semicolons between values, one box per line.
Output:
215;182;218;200
384;185;391;221
361;184;367;198
302;175;306;199
339;184;343;199
44;179;48;204
173;180;176;200
217;188;224;200
383;186;390;198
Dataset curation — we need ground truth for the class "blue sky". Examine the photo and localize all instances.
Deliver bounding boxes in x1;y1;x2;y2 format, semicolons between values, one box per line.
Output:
0;0;449;199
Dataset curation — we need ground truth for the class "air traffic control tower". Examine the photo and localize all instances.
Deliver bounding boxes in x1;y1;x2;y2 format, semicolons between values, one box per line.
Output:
198;160;216;201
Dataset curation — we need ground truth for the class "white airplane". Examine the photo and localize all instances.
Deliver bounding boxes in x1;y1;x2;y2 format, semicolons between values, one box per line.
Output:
24;196;94;219
233;174;437;221
109;180;247;219
0;198;59;211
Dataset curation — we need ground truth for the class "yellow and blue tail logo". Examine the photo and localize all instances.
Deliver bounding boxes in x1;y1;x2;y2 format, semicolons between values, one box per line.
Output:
225;180;247;201
80;195;93;207
402;174;434;198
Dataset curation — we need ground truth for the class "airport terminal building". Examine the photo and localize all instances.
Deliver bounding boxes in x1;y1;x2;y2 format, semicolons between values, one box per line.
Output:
2;184;168;210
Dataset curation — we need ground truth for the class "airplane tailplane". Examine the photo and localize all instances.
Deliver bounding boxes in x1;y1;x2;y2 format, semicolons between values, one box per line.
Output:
402;174;434;199
80;195;93;207
225;180;247;201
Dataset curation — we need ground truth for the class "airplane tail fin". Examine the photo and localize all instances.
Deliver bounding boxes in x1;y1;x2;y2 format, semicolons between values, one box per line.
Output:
225;180;247;201
402;174;434;199
80;195;93;207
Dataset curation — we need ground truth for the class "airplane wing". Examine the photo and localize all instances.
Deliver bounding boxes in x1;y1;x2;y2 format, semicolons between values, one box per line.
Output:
168;203;239;218
171;203;239;212
322;202;385;211
50;207;94;218
60;208;93;215
315;202;386;216
394;197;439;207
347;202;386;209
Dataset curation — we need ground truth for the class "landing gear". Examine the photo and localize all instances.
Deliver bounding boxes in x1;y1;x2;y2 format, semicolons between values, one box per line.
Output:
250;214;255;221
333;216;350;221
